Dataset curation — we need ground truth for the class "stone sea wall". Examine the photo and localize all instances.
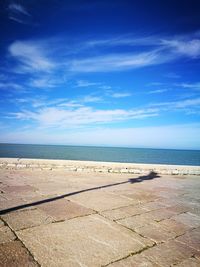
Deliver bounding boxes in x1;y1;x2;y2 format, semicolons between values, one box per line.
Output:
0;158;199;175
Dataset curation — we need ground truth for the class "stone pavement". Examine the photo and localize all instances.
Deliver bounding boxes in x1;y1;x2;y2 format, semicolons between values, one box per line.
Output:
0;168;200;266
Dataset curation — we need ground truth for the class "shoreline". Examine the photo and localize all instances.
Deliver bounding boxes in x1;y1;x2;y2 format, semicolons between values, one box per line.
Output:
0;157;199;175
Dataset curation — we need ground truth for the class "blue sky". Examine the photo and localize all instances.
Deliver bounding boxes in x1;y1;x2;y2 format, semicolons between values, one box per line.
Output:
0;0;200;149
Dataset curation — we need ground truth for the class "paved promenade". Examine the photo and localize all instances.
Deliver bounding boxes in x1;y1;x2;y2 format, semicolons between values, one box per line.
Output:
0;167;200;266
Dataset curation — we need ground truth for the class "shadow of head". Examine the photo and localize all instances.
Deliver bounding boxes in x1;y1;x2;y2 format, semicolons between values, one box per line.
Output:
129;171;160;184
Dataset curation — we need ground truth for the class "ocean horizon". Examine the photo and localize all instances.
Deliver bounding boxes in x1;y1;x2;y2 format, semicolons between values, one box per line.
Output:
0;143;199;166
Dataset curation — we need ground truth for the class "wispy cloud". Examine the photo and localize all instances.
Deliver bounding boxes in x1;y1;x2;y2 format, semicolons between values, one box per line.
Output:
59;95;103;106
109;92;132;98
8;3;30;16
7;32;200;75
151;97;200;109
76;80;100;87
70;50;168;72
81;95;103;103
176;82;200;90
29;77;61;88
8;41;55;73
173;98;200;108
85;35;158;48
9;106;158;128
99;85;112;90
8;3;31;25
58;101;84;108
11;96;69;109
71;33;200;72
0;82;24;91
161;39;200;58
9;16;27;24
148;89;168;94
75;81;131;99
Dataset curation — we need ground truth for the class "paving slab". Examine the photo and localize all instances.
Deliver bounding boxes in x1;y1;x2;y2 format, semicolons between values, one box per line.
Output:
139;201;167;211
185;203;200;216
117;212;155;230
38;198;95;221
145;208;177;222
0;226;16;243
134;222;175;243
142;239;198;267
0;241;39;267
0;219;4;227
67;190;133;211
0;198;27;210
122;190;159;204
1;208;54;231
165;204;190;214
195;252;200;261
176;227;200;251
116;207;176;231
172;212;200;228
17;214;154;267
2;185;36;194
175;257;200;267
101;204;148;221
117;208;175;230
107;254;161;267
158;218;190;236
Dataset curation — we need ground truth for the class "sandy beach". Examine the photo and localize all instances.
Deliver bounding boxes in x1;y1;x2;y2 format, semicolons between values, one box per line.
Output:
0;158;200;266
0;157;200;175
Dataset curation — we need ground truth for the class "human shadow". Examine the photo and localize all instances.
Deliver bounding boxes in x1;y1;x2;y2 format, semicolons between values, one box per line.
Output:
0;171;160;215
129;171;160;183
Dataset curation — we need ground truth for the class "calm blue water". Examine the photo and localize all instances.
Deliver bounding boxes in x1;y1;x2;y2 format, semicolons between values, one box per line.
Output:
0;143;199;166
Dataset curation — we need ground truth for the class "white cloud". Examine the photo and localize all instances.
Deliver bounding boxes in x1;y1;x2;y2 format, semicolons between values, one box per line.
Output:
0;82;24;91
8;41;55;73
151;97;200;109
148;89;168;94
76;80;100;87
59;101;84;108
29;77;60;88
85;35;159;48
110;92;132;98
162;39;200;58
7;33;200;75
100;85;112;90
69;34;200;72
9;106;158;127
81;95;103;103
174;98;200;108
8;3;31;25
59;96;103;106
8;3;30;16
70;50;168;72
9;16;27;24
12;97;69;109
177;82;200;90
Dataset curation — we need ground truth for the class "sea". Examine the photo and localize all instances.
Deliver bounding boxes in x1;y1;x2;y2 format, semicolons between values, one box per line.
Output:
0;143;200;166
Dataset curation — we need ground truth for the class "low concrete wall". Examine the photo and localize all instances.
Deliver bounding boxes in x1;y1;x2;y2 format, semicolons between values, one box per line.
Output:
0;158;199;175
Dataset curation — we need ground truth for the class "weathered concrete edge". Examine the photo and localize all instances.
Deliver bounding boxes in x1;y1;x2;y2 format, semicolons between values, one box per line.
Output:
0;158;199;175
